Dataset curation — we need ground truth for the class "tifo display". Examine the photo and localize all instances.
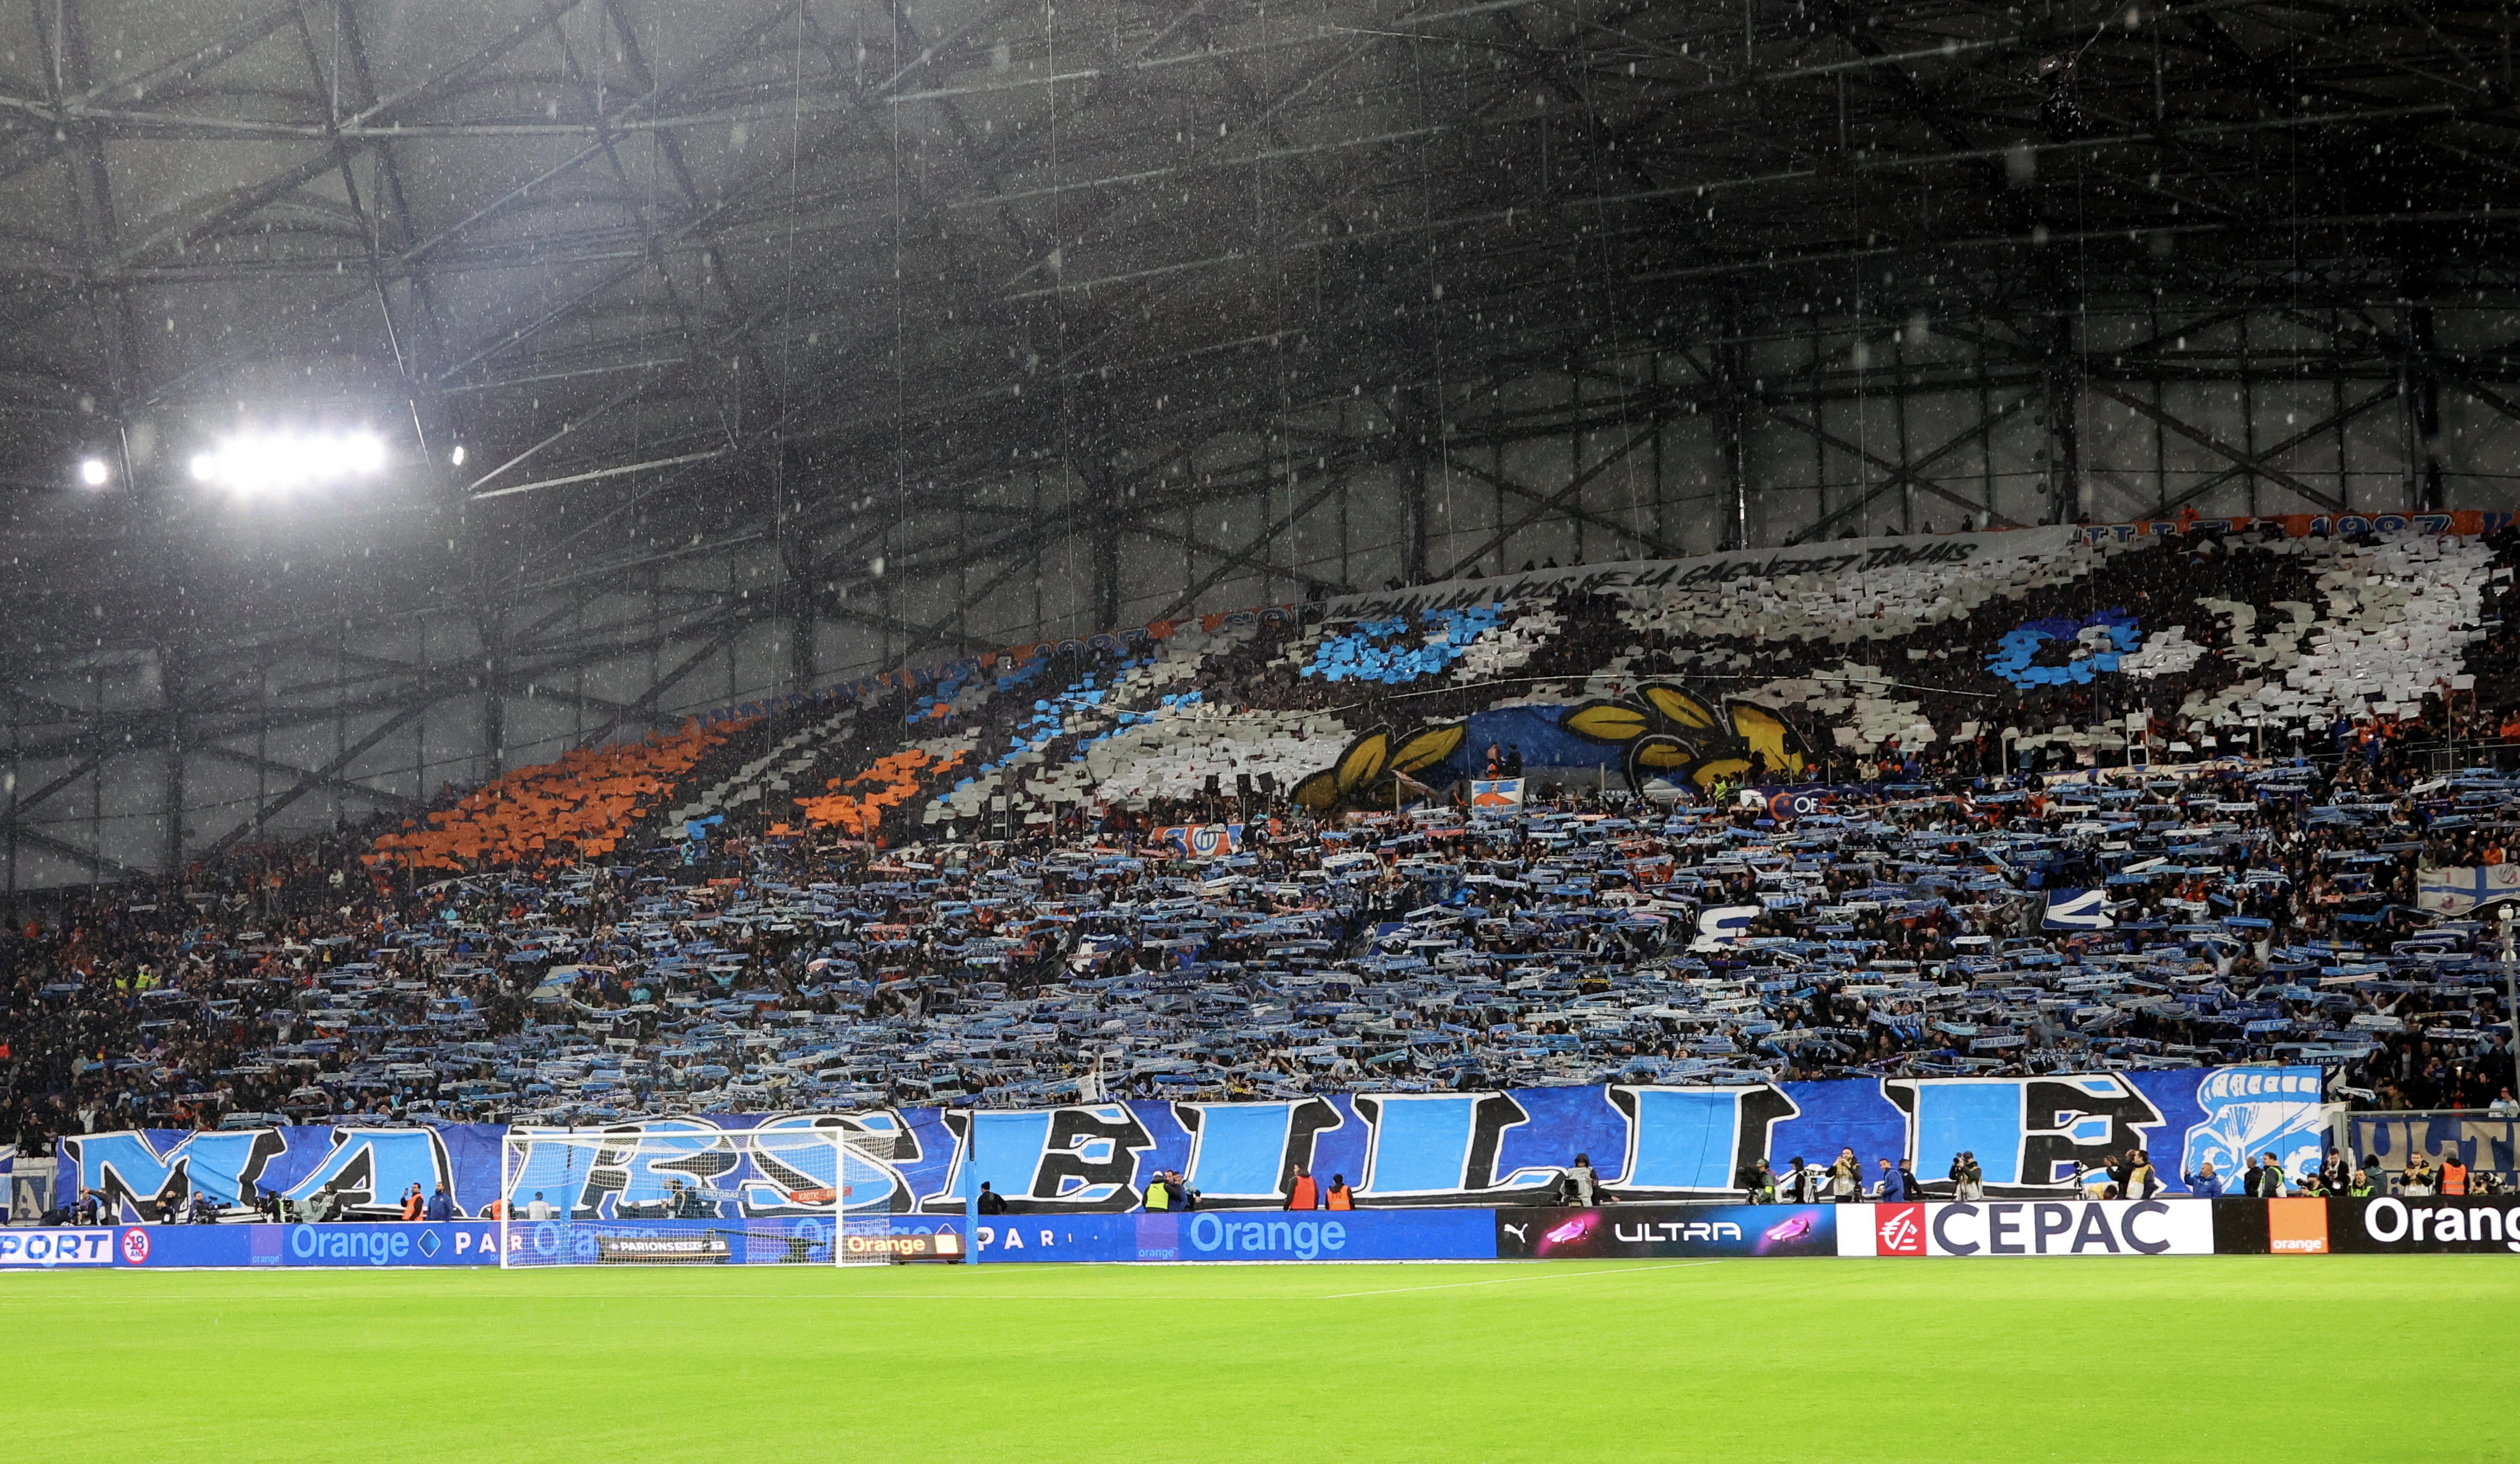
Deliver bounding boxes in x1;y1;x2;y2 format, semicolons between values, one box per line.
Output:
8;522;2520;1284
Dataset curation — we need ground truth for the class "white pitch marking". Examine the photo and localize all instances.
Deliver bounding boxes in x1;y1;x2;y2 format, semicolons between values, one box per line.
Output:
1321;1260;1720;1298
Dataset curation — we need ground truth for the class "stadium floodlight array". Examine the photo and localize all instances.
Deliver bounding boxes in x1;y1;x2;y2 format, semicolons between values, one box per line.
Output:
187;429;387;496
497;1124;946;1268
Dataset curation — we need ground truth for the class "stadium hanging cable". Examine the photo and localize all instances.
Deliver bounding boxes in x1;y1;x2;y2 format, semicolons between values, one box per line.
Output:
775;0;807;703
967;1105;984;1267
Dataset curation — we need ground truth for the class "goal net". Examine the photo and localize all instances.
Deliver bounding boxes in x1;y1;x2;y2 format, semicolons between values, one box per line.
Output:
497;1123;927;1267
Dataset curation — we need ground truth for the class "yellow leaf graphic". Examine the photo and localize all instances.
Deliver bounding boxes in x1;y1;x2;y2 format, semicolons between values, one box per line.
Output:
1632;736;1694;769
1290;769;1342;811
1335;729;1392;794
1691;756;1751;790
1388;724;1466;774
1730;702;1807;776
1563;701;1648;744
1642;683;1720;731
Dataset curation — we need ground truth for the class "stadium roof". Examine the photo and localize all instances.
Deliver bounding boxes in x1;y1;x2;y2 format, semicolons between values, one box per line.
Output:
2;0;2511;660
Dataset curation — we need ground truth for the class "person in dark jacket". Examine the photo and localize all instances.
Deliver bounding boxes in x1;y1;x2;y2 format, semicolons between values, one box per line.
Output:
2124;1148;2158;1200
975;1182;1007;1215
1896;1159;1926;1200
425;1183;454;1222
1563;1154;1601;1206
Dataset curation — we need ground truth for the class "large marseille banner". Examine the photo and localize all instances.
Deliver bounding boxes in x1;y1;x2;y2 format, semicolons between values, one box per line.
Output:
59;1066;2326;1223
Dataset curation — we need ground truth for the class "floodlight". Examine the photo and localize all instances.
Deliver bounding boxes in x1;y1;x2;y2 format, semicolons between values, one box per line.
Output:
76;456;110;487
188;429;390;495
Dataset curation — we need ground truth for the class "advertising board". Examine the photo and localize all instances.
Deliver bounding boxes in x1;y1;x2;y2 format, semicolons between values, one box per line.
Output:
0;1227;121;1267
972;1208;1496;1263
1834;1199;2216;1257
2322;1196;2520;1254
1492;1204;1836;1259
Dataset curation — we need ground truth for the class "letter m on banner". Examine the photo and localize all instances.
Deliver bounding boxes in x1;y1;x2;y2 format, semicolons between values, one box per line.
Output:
64;1129;286;1219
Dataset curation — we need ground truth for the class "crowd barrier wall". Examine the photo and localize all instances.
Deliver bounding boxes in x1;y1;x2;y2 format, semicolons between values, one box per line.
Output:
8;1197;2518;1269
56;1066;2330;1223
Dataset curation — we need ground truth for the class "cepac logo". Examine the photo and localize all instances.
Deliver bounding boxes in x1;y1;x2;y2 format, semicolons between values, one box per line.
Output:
120;1228;151;1265
1877;1203;1926;1256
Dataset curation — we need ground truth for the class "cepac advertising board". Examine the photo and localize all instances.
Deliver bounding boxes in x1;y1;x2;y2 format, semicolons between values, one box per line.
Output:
1492;1204;1836;1259
1835;1199;2216;1257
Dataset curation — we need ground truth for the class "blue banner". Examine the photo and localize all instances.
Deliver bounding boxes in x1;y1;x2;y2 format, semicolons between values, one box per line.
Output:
61;1066;2328;1222
2344;1113;2520;1177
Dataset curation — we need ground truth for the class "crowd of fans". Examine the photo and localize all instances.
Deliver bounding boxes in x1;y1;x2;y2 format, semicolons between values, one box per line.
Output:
6;529;2518;1189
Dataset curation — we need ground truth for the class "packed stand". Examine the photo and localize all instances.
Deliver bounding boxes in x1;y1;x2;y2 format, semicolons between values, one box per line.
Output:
6;525;2519;1189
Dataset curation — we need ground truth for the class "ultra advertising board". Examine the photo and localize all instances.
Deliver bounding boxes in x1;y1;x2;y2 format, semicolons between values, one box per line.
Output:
1492;1204;1836;1259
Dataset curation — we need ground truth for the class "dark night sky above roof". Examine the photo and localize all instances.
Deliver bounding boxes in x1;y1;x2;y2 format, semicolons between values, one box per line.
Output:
0;0;2509;660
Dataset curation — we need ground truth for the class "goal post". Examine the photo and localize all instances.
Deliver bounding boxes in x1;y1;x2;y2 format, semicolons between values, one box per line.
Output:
495;1123;917;1267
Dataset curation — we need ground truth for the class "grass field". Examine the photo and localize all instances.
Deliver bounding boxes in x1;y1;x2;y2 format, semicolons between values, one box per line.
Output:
9;1257;2516;1462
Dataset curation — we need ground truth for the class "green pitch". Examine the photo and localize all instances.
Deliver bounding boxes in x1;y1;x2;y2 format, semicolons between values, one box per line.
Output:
11;1256;2514;1462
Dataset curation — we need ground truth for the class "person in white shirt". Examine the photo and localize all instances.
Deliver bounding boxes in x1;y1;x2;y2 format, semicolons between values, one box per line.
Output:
2490;1088;2520;1117
525;1192;554;1222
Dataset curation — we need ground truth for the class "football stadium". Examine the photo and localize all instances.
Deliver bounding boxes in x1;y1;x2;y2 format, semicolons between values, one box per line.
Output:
3;0;2519;1457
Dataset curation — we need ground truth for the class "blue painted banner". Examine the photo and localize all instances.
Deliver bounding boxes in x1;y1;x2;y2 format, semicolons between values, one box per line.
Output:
60;1067;2328;1223
2344;1113;2520;1176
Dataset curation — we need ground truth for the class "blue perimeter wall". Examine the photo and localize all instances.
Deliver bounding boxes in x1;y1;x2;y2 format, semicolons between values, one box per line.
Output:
5;1212;1492;1269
